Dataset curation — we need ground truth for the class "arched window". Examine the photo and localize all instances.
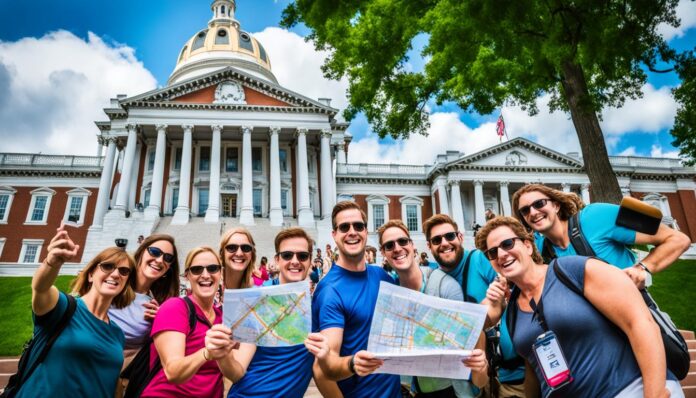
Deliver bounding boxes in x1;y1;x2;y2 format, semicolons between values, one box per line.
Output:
238;31;254;52
215;29;229;45
258;43;268;62
192;30;208;51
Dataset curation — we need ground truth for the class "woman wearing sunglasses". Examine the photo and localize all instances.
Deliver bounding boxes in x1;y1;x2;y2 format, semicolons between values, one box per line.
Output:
475;217;683;398
17;225;136;397
219;227;257;289
141;246;237;397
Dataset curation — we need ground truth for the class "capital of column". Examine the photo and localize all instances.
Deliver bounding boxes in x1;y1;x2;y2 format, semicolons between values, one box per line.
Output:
581;183;590;190
125;123;136;132
473;180;483;187
269;126;280;137
498;181;509;188
320;129;332;138
242;125;253;134
448;180;461;187
211;124;223;133
338;143;345;150
156;124;168;133
295;128;308;138
182;124;194;133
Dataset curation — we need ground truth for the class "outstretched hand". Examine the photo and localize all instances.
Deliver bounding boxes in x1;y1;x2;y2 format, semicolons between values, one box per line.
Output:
205;324;240;360
486;276;509;307
45;224;80;268
462;349;487;374
352;350;384;376
304;332;330;360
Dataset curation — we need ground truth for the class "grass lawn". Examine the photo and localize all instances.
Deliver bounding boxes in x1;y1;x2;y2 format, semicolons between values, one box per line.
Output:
650;259;696;333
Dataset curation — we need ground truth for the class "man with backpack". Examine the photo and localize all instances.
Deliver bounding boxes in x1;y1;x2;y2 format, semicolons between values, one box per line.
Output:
423;214;526;397
511;184;691;287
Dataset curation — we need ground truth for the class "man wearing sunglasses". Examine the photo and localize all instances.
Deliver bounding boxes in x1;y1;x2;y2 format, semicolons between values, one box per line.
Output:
305;201;401;398
512;184;691;288
423;214;526;398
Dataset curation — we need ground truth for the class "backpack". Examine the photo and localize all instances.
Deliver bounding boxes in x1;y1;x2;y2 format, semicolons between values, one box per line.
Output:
506;258;690;380
122;296;209;398
2;294;77;398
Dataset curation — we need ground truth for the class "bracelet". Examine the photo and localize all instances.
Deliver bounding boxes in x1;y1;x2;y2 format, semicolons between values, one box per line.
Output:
348;355;356;374
637;261;652;274
203;348;211;361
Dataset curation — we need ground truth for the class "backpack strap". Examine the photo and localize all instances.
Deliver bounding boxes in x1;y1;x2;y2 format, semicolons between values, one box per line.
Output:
568;213;596;257
541;237;557;264
552;259;583;296
505;285;521;342
460;251;473;302
183;296;211;331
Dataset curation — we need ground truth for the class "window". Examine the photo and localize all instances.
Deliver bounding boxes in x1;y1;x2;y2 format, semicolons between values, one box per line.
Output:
215;29;229;45
147;148;156;171
281;189;289;215
67;197;83;223
279;149;288;172
178;46;187;62
198;188;209;215
373;204;385;231
400;196;424;233
253;189;262;216
0;237;5;258
225;147;238;172
258;43;268;62
171;188;179;212
366;194;389;232
174;147;182;170
252;147;262;172
143;189;151;207
406;205;418;231
307;155;314;173
192;30;208;51
199;146;211;171
63;188;90;225
238;31;254;52
221;5;225;15
0;187;16;223
20;240;43;264
26;188;55;224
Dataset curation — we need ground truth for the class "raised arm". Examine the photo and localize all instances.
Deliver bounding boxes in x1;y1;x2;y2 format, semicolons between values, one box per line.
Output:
583;259;669;398
482;277;508;327
634;223;691;273
32;226;80;316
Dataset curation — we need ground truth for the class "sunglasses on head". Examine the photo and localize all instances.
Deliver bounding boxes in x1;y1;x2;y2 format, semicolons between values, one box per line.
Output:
98;262;131;277
188;264;222;276
429;231;458;246
518;198;551;217
225;243;254;254
381;237;411;252
146;246;175;263
485;237;523;260
336;222;367;233
277;251;311;262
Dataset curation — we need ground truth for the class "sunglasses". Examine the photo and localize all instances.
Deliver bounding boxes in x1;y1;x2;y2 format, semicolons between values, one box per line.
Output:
146;246;175;263
485;237;523;260
518;198;551;217
98;262;131;277
188;264;222;275
429;231;458;246
224;244;254;254
277;251;311;262
336;222;367;233
381;237;411;252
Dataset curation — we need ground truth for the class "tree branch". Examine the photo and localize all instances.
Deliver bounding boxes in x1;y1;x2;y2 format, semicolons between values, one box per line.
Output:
648;66;675;73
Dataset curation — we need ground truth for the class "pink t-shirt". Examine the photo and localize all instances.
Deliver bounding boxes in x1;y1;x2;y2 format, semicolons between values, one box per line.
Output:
141;296;223;398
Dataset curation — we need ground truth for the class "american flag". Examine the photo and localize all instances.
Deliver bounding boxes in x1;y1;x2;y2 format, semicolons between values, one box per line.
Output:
496;114;507;141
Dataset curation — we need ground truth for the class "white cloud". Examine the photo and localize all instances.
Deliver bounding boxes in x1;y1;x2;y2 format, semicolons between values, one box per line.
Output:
618;147;638;156
0;30;157;155
658;0;696;41
254;27;350;118
650;144;680;158
601;84;677;134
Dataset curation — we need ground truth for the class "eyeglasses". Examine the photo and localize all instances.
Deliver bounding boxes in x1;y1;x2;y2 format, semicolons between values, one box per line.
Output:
277;251;311;262
98;262;131;277
429;231;458;246
518;198;551;217
381;237;411;251
336;222;367;233
485;237;523;260
188;264;222;275
224;244;254;254
146;246;175;263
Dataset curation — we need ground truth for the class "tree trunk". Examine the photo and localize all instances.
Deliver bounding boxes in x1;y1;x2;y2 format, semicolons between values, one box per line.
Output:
560;61;623;204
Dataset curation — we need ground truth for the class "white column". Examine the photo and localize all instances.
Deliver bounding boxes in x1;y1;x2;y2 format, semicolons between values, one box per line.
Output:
450;181;465;229
145;124;167;219
435;177;449;216
127;143;141;211
296;128;314;226
92;138;117;228
499;181;511;216
337;142;347;164
320;129;334;219
113;124;138;214
205;125;222;223
581;183;591;204
474;180;485;225
172;125;193;225
620;185;631;197
239;125;255;225
561;182;571;193
268;127;283;226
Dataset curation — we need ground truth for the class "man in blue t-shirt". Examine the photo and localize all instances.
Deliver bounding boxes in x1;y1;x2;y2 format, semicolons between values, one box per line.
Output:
223;227;339;398
423;214;526;397
305;201;401;398
511;184;691;287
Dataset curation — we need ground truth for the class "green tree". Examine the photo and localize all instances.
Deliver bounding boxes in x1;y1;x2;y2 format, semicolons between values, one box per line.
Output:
672;52;696;166
282;0;692;203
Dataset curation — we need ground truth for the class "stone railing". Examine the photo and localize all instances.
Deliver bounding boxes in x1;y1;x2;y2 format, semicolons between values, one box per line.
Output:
0;153;104;168
609;156;685;169
337;163;430;177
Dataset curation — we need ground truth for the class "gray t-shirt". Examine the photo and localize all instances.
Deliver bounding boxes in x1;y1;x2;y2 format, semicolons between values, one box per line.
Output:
108;292;153;350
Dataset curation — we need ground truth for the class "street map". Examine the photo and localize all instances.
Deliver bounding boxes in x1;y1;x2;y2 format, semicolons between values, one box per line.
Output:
223;280;311;347
367;282;488;378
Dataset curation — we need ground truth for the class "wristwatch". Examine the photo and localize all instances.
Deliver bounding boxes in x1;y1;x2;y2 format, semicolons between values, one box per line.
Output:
348;355;356;374
637;262;653;288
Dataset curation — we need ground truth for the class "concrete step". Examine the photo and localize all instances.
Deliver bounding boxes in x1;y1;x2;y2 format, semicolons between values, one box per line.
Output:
690;349;696;361
0;358;17;374
683;330;696;340
689;340;696;350
691;360;696;373
685;385;696;398
684;372;696;386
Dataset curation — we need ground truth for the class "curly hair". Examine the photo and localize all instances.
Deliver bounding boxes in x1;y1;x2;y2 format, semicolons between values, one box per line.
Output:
511;184;585;229
132;234;180;304
475;216;544;264
70;247;136;309
219;227;256;289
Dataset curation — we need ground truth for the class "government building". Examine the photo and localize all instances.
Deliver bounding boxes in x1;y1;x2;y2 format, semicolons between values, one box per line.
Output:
1;0;694;271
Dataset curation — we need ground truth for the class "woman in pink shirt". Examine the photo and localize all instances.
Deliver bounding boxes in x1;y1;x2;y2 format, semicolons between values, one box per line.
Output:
140;246;237;398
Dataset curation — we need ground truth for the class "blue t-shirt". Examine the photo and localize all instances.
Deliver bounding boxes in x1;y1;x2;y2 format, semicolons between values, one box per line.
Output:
312;264;401;398
228;344;313;398
17;292;125;398
535;203;637;268
443;250;525;383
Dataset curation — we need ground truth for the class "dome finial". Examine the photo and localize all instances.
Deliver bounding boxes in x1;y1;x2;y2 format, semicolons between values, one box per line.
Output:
210;0;236;23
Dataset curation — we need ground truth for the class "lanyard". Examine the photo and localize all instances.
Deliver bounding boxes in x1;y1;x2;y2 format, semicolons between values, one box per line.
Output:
529;297;550;332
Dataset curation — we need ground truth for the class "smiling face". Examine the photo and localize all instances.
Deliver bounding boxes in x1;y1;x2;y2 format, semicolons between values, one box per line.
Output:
485;225;534;281
380;226;415;273
187;251;222;301
331;209;368;260
223;233;254;272
137;240;174;284
517;191;560;234
427;222;464;270
275;237;312;284
89;258;132;299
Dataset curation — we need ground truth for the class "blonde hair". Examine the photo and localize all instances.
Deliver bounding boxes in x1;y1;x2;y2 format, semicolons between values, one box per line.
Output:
219;227;256;289
184;246;221;272
474;216;544;264
70;247;136;309
511;184;585;229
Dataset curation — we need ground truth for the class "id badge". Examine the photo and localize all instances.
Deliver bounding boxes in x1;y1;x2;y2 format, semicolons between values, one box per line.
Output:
532;331;572;390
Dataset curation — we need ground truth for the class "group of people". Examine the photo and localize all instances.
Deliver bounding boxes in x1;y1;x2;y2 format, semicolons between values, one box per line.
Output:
14;183;691;398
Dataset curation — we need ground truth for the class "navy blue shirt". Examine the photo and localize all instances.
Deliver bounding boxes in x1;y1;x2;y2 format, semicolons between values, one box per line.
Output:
312;264;401;398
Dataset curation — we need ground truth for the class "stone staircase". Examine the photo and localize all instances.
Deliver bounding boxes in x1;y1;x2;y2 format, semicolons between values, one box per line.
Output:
83;210;158;261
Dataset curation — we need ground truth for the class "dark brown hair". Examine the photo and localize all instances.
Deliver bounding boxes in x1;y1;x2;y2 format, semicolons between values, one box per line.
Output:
422;214;458;241
474;216;544;264
511;184;585;229
132;234;180;304
274;227;314;253
331;201;367;230
70;247;136;309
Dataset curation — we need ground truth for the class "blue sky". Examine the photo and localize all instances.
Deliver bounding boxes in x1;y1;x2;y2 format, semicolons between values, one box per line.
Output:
0;0;694;162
